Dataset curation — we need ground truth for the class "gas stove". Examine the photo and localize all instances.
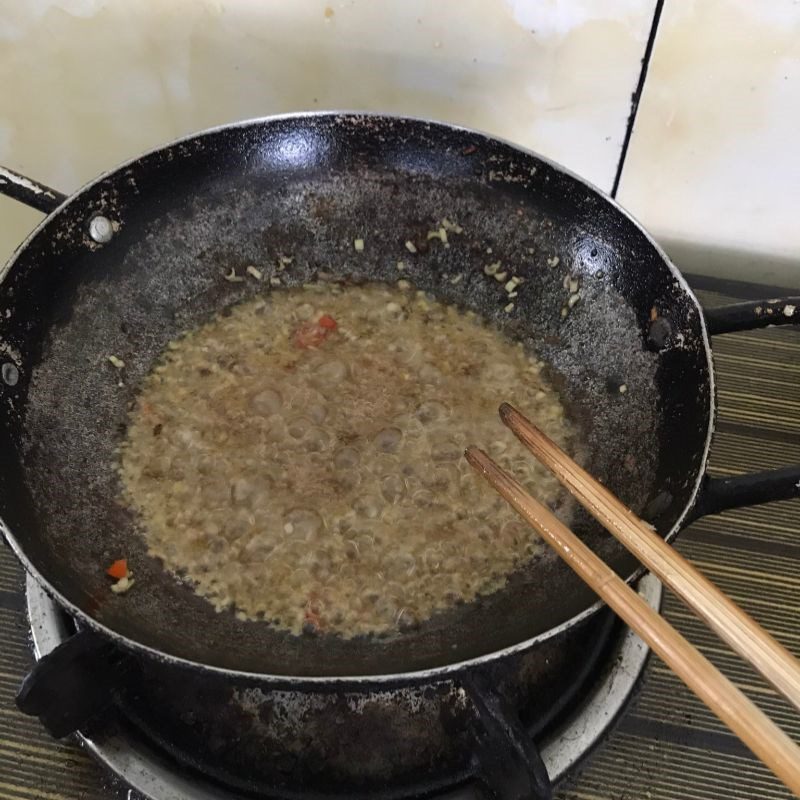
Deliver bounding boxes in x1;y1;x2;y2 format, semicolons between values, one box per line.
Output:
25;573;660;800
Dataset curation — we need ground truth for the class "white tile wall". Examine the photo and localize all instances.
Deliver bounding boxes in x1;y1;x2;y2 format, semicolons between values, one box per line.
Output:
617;0;800;289
8;1;795;289
0;0;655;267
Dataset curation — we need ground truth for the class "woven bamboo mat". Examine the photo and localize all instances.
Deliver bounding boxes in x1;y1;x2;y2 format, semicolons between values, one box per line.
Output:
0;287;798;800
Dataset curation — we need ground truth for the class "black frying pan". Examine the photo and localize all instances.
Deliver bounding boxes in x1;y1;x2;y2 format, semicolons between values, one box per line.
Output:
1;114;798;680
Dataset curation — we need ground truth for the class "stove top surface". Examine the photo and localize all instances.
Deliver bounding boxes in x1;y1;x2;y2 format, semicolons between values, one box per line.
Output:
1;283;799;800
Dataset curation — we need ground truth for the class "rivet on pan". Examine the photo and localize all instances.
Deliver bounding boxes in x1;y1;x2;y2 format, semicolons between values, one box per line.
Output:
88;215;114;244
1;362;19;386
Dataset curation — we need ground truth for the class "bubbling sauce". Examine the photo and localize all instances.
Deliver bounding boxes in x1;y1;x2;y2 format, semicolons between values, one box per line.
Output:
119;282;572;636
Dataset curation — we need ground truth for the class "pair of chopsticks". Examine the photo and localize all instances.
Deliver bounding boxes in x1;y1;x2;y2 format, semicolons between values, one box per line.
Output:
467;403;800;797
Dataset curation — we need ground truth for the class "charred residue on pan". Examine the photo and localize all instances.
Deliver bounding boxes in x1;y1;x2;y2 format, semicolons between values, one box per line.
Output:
5;115;710;677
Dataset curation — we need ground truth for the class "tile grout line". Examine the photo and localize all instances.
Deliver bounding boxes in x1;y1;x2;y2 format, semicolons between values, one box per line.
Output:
610;0;666;198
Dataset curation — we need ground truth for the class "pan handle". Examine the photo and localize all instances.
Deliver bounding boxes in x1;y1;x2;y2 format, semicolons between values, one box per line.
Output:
689;296;800;518
16;627;135;738
704;297;799;334
690;467;800;520
0;165;67;214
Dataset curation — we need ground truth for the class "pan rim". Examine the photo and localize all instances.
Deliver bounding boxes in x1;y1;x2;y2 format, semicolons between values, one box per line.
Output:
0;111;715;683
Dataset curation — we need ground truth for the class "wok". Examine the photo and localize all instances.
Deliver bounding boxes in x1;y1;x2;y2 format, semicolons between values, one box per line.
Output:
1;114;798;685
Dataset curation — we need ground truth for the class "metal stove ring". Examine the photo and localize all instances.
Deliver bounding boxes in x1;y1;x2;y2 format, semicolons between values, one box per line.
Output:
26;574;661;800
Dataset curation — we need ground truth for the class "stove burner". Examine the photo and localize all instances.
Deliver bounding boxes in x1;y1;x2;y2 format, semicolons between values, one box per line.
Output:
26;575;661;799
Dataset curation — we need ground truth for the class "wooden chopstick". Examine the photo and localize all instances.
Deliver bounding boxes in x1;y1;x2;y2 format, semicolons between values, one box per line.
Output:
465;446;800;797
499;402;800;716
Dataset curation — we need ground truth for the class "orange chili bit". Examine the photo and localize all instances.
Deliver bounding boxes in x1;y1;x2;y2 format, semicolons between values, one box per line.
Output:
106;559;128;580
293;317;337;348
304;594;324;630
